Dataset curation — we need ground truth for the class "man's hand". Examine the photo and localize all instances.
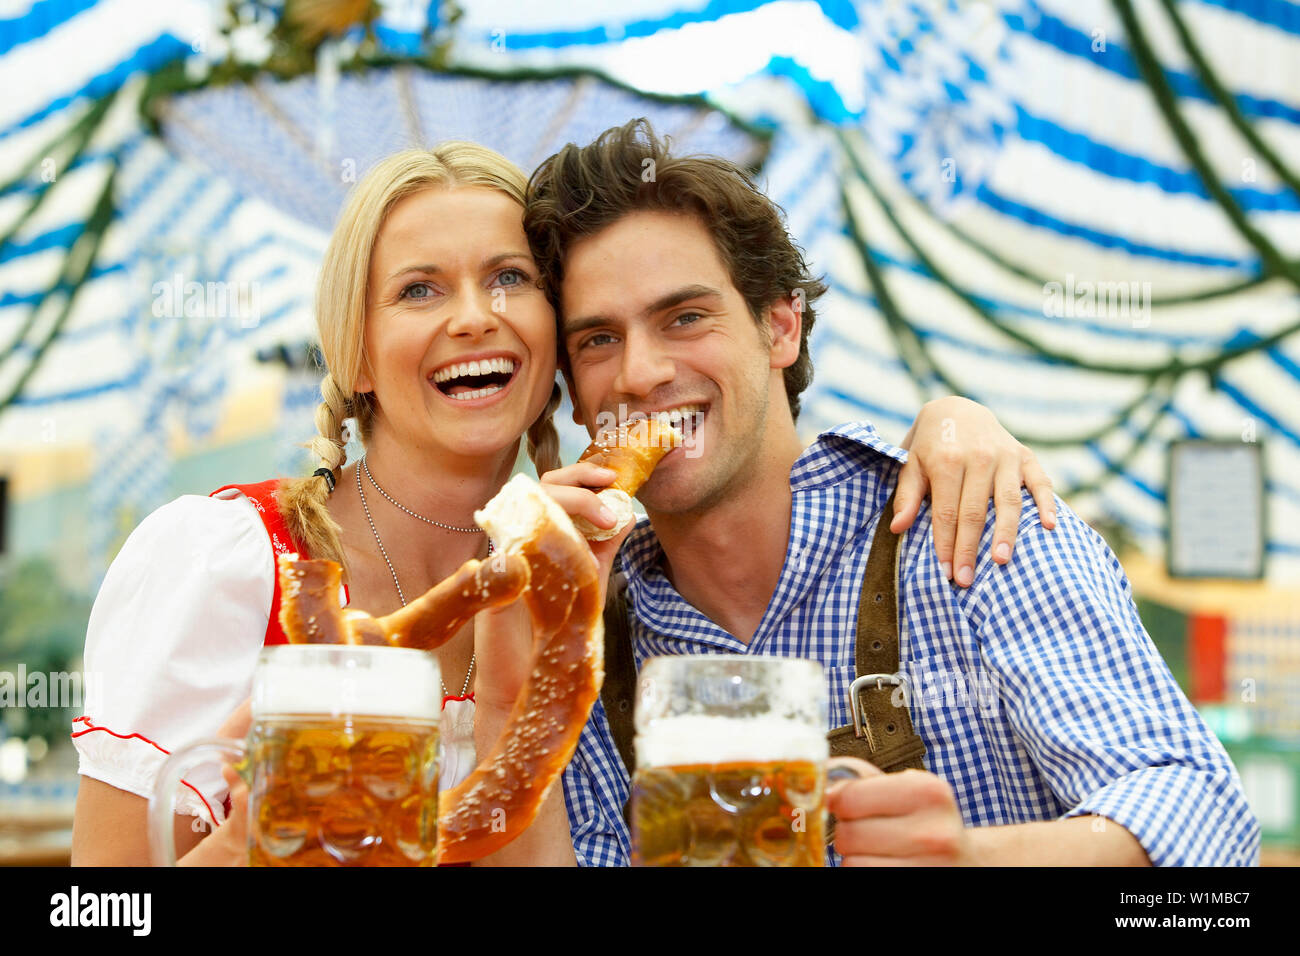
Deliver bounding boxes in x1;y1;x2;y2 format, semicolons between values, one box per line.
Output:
894;396;1056;587
826;757;1151;866
539;460;638;599
826;756;979;866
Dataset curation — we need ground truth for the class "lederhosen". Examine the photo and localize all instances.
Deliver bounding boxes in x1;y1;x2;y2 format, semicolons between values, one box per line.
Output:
599;491;926;831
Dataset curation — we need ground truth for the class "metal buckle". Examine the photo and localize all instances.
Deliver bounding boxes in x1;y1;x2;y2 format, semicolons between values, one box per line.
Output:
849;673;906;739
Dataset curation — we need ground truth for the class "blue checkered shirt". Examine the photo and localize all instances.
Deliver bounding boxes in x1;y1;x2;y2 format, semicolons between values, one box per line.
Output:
561;421;1259;866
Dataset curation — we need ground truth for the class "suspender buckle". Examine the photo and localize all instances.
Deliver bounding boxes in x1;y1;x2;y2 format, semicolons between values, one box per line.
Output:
849;672;909;740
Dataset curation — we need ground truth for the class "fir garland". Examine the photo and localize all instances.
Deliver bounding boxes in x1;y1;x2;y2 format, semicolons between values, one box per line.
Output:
1112;0;1300;289
0;166;118;413
1156;0;1300;200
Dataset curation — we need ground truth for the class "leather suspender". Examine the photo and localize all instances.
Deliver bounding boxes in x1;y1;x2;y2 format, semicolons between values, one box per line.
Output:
826;491;927;773
599;488;927;792
600;571;639;781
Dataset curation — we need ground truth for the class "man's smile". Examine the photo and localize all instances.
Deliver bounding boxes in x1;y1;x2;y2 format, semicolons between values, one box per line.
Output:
599;402;709;463
614;402;708;430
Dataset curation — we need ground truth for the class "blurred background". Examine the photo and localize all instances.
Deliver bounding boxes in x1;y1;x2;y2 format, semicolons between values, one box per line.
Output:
0;0;1297;864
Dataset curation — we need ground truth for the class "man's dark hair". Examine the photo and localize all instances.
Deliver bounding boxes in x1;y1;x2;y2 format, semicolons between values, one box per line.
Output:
525;118;827;422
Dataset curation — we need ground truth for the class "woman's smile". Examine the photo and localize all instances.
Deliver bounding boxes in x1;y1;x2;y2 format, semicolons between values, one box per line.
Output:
429;351;522;406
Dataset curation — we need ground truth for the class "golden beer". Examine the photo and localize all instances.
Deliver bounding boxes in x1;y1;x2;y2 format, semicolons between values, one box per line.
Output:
151;645;443;866
249;715;440;867
632;759;824;866
631;655;829;868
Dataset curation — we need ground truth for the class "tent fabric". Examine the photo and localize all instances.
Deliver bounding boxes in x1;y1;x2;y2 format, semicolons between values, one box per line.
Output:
1;0;1298;578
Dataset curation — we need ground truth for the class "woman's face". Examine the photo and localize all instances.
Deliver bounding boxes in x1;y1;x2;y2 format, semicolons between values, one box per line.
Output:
359;186;557;463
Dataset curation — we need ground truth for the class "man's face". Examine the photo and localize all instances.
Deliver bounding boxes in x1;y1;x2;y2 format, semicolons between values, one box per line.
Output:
559;209;797;515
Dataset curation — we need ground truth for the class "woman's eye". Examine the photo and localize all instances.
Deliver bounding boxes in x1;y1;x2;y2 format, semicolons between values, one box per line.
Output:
399;282;434;301
494;267;529;288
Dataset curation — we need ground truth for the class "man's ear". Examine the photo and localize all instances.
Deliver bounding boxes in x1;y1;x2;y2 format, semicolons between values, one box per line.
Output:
765;294;801;371
561;369;586;428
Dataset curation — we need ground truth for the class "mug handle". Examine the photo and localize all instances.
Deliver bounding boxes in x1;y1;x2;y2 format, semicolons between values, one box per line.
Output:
148;737;247;866
824;759;868;848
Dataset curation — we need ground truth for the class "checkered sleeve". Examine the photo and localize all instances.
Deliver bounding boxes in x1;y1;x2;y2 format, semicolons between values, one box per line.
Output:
561;699;633;867
965;496;1260;866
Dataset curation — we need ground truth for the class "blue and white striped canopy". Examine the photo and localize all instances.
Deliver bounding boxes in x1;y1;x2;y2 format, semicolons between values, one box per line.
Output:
1;0;1298;578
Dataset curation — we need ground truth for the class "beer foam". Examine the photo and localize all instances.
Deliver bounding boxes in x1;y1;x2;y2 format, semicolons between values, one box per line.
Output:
254;646;441;721
635;715;829;769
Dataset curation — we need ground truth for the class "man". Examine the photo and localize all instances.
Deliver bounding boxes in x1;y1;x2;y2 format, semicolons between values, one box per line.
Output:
525;119;1259;866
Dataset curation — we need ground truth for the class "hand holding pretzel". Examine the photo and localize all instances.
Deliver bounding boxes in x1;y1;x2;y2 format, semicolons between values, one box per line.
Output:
541;417;682;587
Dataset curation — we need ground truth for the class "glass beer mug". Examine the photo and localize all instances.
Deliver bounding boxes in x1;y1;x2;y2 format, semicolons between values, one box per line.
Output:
150;645;442;866
630;655;829;867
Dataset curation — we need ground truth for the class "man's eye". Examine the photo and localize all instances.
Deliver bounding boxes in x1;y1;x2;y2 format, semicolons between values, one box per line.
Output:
582;333;617;349
673;312;703;327
399;282;435;301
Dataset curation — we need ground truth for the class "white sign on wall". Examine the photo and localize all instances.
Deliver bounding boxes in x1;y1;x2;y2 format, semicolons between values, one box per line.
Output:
1167;440;1266;579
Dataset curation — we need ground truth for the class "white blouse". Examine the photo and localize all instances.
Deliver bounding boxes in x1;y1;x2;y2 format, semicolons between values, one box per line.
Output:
73;492;477;826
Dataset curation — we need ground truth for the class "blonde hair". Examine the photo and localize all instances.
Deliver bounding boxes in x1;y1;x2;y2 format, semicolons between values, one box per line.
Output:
279;144;562;574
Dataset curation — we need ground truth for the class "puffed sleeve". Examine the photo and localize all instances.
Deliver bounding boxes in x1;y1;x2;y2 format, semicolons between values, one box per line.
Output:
71;494;273;825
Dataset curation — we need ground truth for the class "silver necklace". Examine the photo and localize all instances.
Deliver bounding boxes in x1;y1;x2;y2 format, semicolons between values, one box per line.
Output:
363;456;481;533
356;462;478;700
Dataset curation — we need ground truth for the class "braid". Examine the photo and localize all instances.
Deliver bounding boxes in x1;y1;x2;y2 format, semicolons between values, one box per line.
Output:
278;373;352;575
309;374;351;475
526;381;563;477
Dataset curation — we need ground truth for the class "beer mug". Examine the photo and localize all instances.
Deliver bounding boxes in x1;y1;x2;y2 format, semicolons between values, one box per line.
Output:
630;655;828;867
150;644;442;866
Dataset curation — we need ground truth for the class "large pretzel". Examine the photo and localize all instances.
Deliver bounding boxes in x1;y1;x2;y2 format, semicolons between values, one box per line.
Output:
276;474;603;863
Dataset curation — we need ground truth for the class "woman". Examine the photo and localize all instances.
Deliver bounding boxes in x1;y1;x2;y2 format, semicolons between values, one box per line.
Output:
70;142;1053;866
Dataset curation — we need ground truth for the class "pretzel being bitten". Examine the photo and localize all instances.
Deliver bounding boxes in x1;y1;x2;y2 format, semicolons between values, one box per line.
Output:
276;474;603;863
573;416;682;541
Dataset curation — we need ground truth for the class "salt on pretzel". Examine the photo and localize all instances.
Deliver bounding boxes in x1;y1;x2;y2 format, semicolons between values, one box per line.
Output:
573;417;682;541
276;474;602;863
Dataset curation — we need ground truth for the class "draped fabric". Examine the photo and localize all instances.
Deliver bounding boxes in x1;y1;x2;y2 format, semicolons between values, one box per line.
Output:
1;0;1298;576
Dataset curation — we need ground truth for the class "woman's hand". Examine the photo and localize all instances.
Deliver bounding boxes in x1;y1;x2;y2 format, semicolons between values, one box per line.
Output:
474;460;633;717
538;461;638;600
472;460;630;745
466;598;576;866
894;396;1056;587
71;700;253;866
178;699;251;867
472;599;535;717
177;764;249;866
